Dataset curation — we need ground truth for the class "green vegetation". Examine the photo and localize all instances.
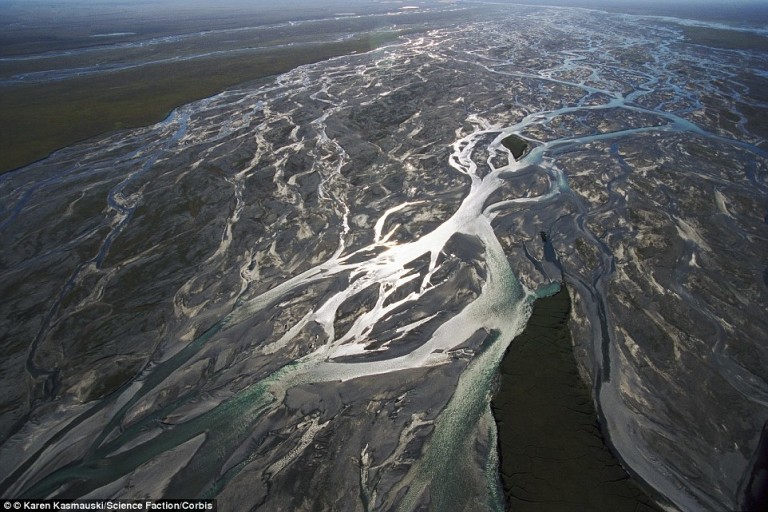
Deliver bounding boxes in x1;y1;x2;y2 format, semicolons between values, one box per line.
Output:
501;134;528;160
681;26;768;51
492;287;662;511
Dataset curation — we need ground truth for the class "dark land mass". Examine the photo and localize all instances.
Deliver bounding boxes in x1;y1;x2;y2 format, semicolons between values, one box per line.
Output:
742;421;768;511
501;134;528;161
491;286;662;511
680;26;768;50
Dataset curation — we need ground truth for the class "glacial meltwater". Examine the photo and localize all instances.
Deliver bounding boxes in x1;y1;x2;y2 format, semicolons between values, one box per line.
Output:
1;4;767;511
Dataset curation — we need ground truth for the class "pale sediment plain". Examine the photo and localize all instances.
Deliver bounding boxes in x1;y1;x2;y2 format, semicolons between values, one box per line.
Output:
0;4;767;512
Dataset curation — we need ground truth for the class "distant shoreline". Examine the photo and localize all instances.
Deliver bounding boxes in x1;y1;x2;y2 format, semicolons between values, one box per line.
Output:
496;0;768;25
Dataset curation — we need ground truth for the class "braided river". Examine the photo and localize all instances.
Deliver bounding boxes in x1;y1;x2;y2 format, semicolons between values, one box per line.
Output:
1;4;767;511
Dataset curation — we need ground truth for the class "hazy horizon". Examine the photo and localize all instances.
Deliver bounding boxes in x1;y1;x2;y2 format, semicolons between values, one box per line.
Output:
3;0;768;21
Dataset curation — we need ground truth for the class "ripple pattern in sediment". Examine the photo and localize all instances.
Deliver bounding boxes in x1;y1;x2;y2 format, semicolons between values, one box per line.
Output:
0;5;766;511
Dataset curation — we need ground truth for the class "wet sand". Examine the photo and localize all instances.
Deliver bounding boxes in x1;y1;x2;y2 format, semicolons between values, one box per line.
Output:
491;286;661;511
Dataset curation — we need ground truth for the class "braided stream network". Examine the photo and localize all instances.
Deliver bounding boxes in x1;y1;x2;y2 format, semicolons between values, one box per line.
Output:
1;5;767;511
